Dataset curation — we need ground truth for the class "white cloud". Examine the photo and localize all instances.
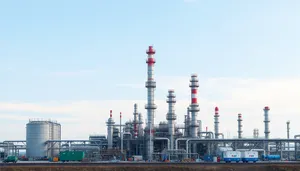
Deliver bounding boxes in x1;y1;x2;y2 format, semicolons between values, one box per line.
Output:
0;77;300;141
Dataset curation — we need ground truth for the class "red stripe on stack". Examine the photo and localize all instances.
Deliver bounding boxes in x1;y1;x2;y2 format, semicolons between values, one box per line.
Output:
192;98;197;104
147;58;155;66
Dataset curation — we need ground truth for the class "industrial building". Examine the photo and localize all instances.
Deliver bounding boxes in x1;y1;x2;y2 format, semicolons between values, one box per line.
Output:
1;46;300;162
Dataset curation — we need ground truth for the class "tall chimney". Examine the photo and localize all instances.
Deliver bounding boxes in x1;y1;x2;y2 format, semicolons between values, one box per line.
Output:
214;107;219;139
237;113;243;139
264;106;270;139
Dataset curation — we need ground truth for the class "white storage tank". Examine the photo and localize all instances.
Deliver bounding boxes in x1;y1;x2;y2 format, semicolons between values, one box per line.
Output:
222;151;241;163
26;119;61;158
241;151;258;162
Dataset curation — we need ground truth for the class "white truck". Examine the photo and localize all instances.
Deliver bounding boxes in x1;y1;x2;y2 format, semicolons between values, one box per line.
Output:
222;151;241;163
241;151;258;163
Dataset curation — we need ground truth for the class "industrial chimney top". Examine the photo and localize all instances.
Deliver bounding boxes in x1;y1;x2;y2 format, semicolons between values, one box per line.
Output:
146;46;156;55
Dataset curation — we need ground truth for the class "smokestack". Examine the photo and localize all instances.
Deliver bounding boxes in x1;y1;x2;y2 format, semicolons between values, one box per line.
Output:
166;89;176;150
214;107;219;139
237;113;242;139
106;110;115;149
189;74;200;138
264;106;270;139
133;104;139;138
145;45;157;160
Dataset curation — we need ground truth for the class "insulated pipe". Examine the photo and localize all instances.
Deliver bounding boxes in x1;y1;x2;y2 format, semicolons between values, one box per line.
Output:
154;137;170;150
214;107;220;139
166;90;176;150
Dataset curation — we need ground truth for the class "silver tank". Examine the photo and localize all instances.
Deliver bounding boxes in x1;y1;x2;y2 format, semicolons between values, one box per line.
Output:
26;119;61;158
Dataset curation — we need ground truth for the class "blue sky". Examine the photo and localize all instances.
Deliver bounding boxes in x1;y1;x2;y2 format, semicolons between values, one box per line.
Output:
0;0;299;140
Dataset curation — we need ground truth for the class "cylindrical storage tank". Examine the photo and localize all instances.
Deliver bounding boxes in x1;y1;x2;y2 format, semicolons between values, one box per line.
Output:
51;123;61;157
26;120;61;158
26;121;50;158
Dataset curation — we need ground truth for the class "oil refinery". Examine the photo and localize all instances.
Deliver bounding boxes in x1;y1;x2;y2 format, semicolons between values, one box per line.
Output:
1;46;300;163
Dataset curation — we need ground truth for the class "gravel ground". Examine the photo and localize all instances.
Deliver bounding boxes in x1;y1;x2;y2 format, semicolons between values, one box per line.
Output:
1;165;300;171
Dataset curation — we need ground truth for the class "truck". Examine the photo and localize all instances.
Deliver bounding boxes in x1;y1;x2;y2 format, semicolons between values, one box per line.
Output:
222;151;241;163
241;151;258;163
2;156;18;163
59;151;85;162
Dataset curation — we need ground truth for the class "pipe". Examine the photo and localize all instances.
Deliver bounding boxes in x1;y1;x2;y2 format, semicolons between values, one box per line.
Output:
154;137;170;150
199;132;214;139
218;133;224;139
175;138;189;150
69;146;100;150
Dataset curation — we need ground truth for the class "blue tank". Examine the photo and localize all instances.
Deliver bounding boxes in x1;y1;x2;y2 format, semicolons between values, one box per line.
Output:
204;154;213;162
262;154;281;160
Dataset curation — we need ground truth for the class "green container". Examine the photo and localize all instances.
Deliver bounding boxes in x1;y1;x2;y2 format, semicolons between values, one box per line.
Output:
3;156;18;163
59;151;85;162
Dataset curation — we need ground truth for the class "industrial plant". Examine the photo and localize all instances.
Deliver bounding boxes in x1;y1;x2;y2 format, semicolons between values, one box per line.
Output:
1;46;300;163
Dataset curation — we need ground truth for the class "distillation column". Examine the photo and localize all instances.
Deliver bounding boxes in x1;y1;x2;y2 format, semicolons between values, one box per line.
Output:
214;107;220;139
184;107;190;137
166;89;176;150
138;113;144;137
133;104;139;138
237;113;243;139
106;110;115;149
145;46;157;160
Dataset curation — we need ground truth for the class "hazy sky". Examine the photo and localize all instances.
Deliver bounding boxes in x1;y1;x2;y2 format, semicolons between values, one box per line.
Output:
0;0;299;141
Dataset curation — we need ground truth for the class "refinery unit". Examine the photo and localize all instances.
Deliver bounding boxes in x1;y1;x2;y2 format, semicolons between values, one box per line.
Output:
1;46;300;163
